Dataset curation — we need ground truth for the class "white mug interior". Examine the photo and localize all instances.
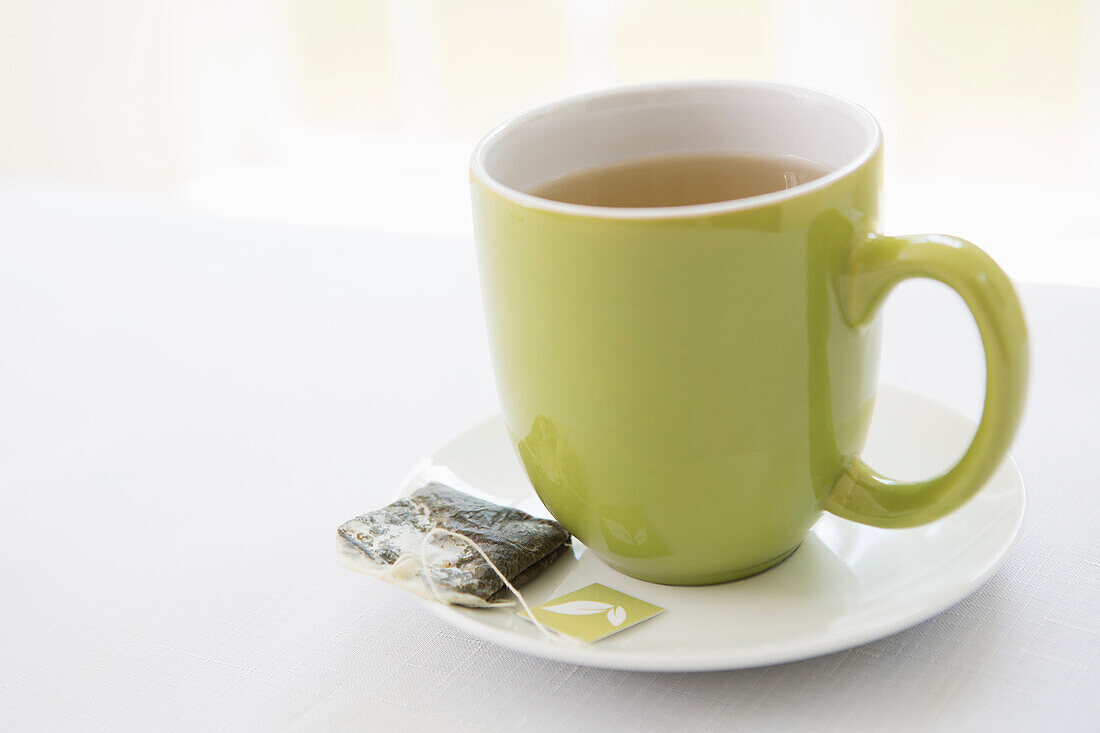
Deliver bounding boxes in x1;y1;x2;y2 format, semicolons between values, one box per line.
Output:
471;80;882;217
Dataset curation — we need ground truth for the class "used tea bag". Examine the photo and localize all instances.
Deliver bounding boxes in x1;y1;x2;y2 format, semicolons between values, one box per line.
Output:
337;482;571;607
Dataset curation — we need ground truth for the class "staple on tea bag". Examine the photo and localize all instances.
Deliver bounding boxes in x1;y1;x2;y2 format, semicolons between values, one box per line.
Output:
417;526;571;643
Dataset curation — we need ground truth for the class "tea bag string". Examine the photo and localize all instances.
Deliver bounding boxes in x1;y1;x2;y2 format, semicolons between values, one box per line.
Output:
418;527;576;646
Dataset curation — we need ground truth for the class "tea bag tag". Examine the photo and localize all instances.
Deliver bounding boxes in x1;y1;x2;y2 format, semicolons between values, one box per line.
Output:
519;583;664;643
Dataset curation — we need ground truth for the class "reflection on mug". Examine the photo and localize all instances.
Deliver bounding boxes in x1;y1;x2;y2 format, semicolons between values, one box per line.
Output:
517;415;589;533
518;415;674;560
597;504;671;559
518;416;584;498
806;207;879;503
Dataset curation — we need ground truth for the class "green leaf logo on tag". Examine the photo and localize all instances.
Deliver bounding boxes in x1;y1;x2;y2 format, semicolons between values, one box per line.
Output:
521;583;664;643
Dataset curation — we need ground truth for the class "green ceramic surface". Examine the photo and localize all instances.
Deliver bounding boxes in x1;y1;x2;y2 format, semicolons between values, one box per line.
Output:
471;109;1027;586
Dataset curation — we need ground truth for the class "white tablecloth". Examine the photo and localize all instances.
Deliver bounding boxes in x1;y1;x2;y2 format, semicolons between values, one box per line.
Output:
1;188;1097;730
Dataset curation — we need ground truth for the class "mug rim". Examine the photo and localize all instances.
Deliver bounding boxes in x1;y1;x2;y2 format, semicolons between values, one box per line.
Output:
470;79;883;220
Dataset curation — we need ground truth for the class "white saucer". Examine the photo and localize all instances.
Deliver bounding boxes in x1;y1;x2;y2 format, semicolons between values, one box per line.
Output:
406;386;1025;672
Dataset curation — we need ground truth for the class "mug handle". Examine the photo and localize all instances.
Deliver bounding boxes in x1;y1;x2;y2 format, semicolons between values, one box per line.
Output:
825;233;1029;528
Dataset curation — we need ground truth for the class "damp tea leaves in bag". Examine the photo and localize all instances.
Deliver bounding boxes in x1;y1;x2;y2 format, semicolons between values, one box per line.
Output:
337;482;571;607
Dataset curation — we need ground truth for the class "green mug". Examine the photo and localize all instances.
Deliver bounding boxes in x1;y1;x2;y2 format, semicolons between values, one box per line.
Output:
470;81;1028;585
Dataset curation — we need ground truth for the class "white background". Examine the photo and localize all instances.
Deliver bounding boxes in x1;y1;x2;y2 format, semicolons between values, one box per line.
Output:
1;0;1099;283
